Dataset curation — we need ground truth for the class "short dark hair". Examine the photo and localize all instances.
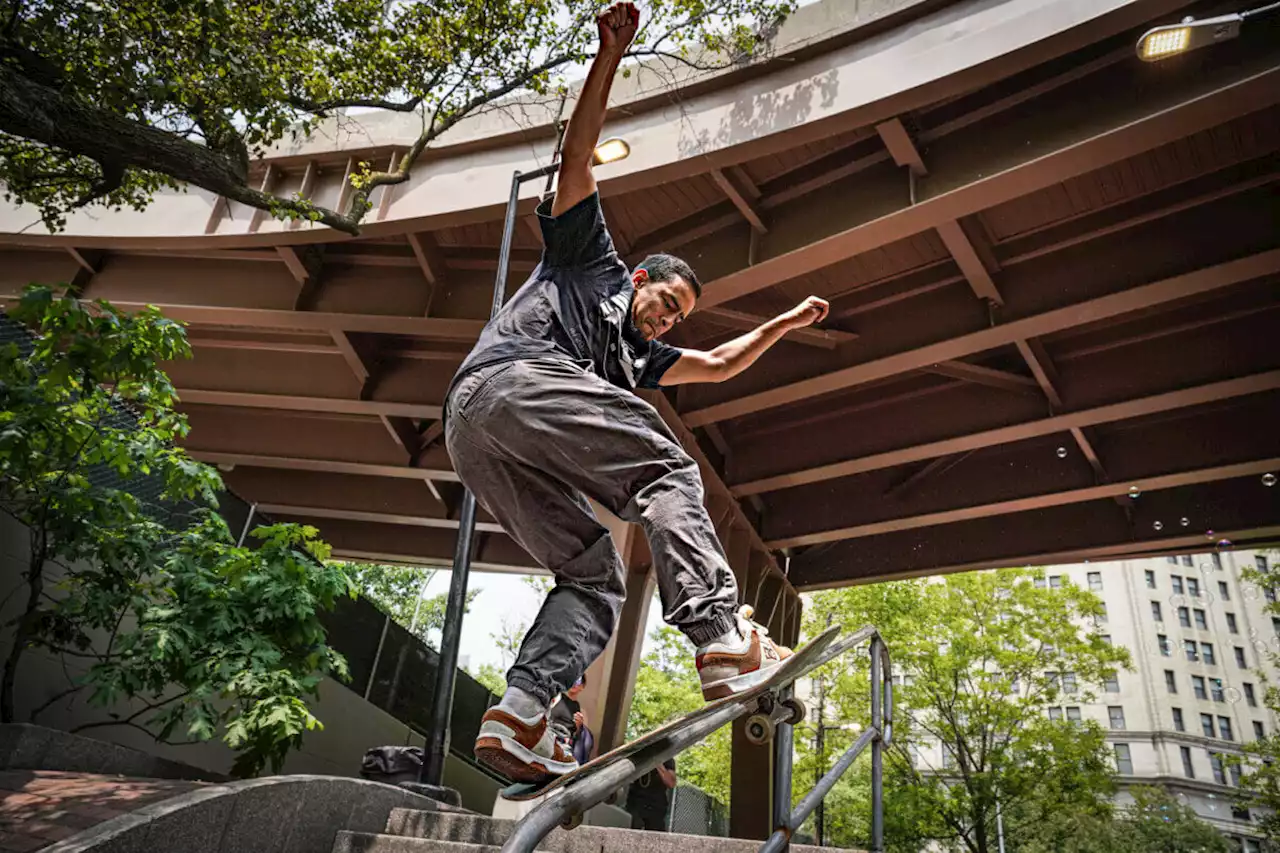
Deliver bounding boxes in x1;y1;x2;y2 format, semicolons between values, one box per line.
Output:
636;253;701;298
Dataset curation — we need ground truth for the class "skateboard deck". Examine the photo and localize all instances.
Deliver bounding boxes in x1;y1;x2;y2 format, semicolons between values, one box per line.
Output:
500;623;853;802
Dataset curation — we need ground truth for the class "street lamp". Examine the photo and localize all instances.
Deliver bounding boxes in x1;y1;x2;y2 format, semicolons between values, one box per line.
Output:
419;138;630;794
1136;3;1279;62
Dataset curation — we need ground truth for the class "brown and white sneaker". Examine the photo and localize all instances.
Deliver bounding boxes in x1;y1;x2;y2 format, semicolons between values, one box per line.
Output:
696;605;794;701
474;707;579;782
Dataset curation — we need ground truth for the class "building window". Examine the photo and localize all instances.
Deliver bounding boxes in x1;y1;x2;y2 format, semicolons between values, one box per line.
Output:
1254;721;1265;740
1145;570;1156;589
1202;713;1216;738
1173;707;1185;731
1158;634;1171;656
1033;576;1046;589
1062;672;1077;694
1227;612;1238;633
1232;806;1250;821
1087;571;1102;591
1181;746;1195;778
1188;577;1201;597
1101;634;1112;645
1151;601;1163;622
1096;603;1108;624
1268;588;1278;605
1244;682;1257;707
1182;555;1194;567
1220;581;1231;601
1049;575;1062;589
1211;678;1225;702
1210;752;1227;785
1048;707;1063;722
1104;674;1120;693
1114;744;1133;775
1166;670;1178;694
942;749;956;770
1258;555;1270;572
1272;616;1280;637
1230;762;1243;787
1172;576;1185;594
1202;643;1216;665
1167;556;1179;565
1185;640;1199;662
1213;552;1223;570
1179;607;1192;628
1108;706;1126;730
1192;675;1207;700
1236;646;1248;668
1219;716;1234;741
1195;609;1208;630
1066;706;1082;723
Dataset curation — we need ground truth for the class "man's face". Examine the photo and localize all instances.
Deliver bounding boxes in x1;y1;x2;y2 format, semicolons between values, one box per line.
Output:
631;269;696;341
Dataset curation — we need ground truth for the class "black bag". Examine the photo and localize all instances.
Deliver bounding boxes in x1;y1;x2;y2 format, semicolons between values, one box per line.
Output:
360;745;424;785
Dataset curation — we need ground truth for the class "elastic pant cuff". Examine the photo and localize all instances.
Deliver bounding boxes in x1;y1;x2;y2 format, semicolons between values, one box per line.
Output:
505;675;552;708
684;612;738;647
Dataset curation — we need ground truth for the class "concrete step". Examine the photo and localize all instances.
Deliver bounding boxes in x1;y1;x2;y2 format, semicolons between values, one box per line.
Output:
347;809;833;853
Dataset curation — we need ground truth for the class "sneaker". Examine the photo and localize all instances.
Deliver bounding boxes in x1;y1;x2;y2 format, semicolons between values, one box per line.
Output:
474;707;579;782
696;605;794;701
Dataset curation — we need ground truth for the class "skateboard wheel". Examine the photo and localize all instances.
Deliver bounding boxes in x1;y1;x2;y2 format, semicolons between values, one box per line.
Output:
757;694;775;715
561;812;584;830
783;698;806;726
745;714;775;746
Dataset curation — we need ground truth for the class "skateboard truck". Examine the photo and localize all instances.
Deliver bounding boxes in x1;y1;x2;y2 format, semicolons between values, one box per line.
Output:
745;696;806;746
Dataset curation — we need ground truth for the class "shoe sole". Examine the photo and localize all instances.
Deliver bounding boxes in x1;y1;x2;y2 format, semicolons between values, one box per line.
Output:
701;662;781;701
474;734;578;782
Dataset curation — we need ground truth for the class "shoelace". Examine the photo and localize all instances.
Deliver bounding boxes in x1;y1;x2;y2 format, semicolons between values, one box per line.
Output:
737;603;772;638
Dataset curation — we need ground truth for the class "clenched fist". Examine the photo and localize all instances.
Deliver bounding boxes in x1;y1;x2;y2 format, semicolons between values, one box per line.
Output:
598;3;639;53
781;296;830;328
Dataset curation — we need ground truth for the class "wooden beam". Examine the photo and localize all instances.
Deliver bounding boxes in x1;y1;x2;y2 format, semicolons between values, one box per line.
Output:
922;360;1040;396
767;457;1280;550
1015;337;1064;408
204;196;229;234
1070;426;1107;482
331;330;372;386
936;219;1002;305
177;388;441;420
684;249;1280;428
381;414;424;460
65;247;98;275
875;117;927;176
711;168;767;233
377;151;401;221
248;164;278;234
190;451;457;482
258;503;504;534
405;232;445;286
883;451;973;499
336;155;358;216
731;370;1280;497
287;160;319;231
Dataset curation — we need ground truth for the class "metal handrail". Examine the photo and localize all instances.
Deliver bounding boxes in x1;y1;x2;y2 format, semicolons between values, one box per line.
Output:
498;626;891;853
761;628;893;853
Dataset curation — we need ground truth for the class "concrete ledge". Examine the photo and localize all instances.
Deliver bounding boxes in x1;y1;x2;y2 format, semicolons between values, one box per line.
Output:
0;724;227;783
39;775;444;853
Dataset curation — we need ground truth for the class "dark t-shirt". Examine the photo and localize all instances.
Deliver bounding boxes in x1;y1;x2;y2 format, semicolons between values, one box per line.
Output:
628;757;676;815
450;192;683;400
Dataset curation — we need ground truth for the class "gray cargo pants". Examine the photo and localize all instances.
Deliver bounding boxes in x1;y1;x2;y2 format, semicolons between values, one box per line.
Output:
445;357;740;706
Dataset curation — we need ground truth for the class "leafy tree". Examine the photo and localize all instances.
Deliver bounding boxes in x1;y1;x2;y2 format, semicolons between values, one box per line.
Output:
338;562;477;645
798;568;1131;853
1;0;793;234
627;623;732;804
1233;551;1280;844
0;285;352;775
1020;786;1230;853
470;663;509;697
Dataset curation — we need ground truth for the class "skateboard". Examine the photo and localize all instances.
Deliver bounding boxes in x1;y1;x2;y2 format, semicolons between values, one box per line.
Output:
499;623;855;802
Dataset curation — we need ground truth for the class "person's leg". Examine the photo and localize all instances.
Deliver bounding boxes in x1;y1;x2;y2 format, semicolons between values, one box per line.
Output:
460;358;740;647
447;364;627;706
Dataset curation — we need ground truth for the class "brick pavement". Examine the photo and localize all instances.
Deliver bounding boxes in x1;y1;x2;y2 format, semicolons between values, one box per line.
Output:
0;770;205;852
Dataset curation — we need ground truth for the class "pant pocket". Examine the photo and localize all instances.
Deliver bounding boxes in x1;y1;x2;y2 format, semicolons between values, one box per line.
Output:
452;362;517;422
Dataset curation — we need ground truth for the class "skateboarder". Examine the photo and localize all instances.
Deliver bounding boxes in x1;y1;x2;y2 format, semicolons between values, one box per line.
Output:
447;1;830;782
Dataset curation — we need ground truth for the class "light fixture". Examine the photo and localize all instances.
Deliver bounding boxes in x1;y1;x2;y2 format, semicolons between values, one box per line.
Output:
1136;3;1278;62
592;137;631;166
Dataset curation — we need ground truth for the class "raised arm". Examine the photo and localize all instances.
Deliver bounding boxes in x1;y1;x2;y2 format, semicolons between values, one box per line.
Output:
660;296;831;386
551;3;638;218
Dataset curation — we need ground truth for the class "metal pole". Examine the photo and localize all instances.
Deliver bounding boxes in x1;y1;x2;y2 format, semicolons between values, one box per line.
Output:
420;169;525;786
815;676;825;846
773;686;795;853
996;797;1006;853
870;637;884;853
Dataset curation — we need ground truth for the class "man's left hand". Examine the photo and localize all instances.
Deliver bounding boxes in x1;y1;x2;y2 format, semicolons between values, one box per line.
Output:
574;710;587;730
781;295;830;328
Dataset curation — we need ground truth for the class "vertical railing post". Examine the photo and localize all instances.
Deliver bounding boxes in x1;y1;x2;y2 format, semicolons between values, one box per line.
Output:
773;685;795;853
420;169;523;788
870;637;884;853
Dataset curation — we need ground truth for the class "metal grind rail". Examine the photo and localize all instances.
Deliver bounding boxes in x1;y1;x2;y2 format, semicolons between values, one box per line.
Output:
499;626;893;853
